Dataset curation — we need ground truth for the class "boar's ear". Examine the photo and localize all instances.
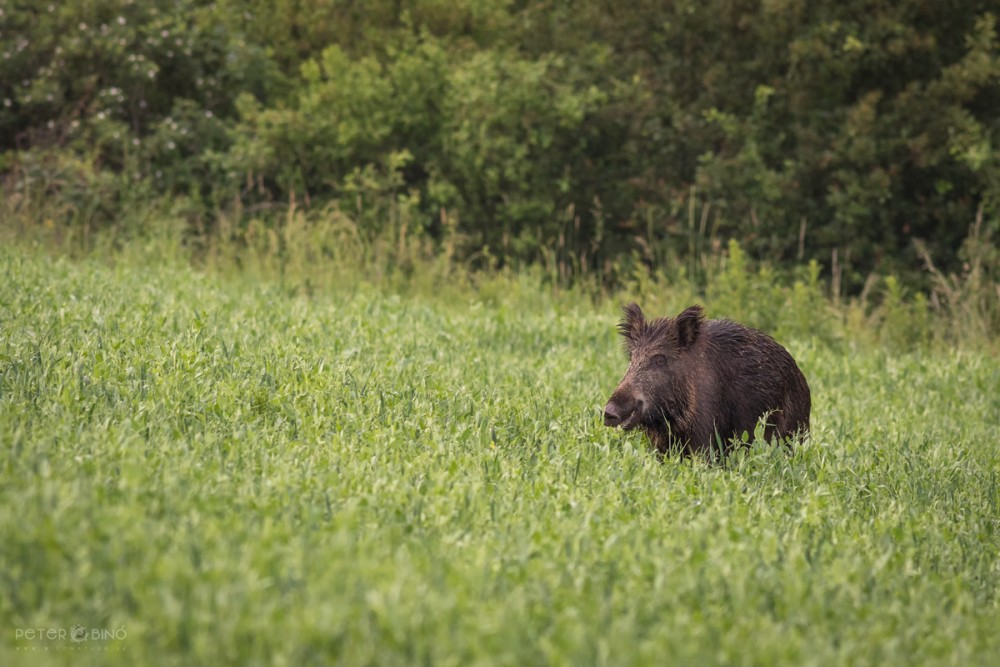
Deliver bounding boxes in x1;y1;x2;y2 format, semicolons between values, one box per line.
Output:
618;303;646;348
675;305;704;349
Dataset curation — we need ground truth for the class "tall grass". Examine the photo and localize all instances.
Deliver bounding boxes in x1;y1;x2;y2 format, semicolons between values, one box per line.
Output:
1;244;999;665
2;188;997;352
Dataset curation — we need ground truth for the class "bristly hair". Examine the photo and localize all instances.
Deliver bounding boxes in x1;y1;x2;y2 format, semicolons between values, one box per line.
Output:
618;303;706;354
618;303;646;354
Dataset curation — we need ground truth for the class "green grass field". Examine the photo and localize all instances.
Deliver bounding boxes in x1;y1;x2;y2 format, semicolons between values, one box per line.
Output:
2;247;999;666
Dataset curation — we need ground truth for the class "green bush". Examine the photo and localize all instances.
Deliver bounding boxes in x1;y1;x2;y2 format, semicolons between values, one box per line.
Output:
0;0;274;207
3;0;999;292
432;48;610;259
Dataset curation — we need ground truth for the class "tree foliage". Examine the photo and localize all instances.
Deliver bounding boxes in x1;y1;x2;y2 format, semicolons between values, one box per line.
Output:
3;0;998;289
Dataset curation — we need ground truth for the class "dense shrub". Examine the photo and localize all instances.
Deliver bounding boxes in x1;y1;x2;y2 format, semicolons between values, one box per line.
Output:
0;0;274;206
2;0;999;291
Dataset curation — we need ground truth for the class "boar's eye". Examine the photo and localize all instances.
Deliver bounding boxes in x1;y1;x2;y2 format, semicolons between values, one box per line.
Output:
652;354;667;367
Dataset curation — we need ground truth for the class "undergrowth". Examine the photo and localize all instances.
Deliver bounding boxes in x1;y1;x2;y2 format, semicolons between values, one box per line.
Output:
2;193;997;352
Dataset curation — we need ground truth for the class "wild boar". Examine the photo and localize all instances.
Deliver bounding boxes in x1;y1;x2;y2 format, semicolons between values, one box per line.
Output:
604;304;810;455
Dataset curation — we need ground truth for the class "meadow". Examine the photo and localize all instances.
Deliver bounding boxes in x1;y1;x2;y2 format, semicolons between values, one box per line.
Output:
2;245;999;666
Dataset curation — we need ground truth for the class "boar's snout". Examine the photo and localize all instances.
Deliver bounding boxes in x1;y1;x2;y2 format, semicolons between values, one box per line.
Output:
604;396;643;429
603;402;624;427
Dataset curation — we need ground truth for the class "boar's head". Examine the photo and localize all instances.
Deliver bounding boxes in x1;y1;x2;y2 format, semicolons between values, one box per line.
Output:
603;303;704;431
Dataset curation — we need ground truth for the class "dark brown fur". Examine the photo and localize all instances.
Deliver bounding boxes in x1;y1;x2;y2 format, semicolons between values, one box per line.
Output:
604;304;810;456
